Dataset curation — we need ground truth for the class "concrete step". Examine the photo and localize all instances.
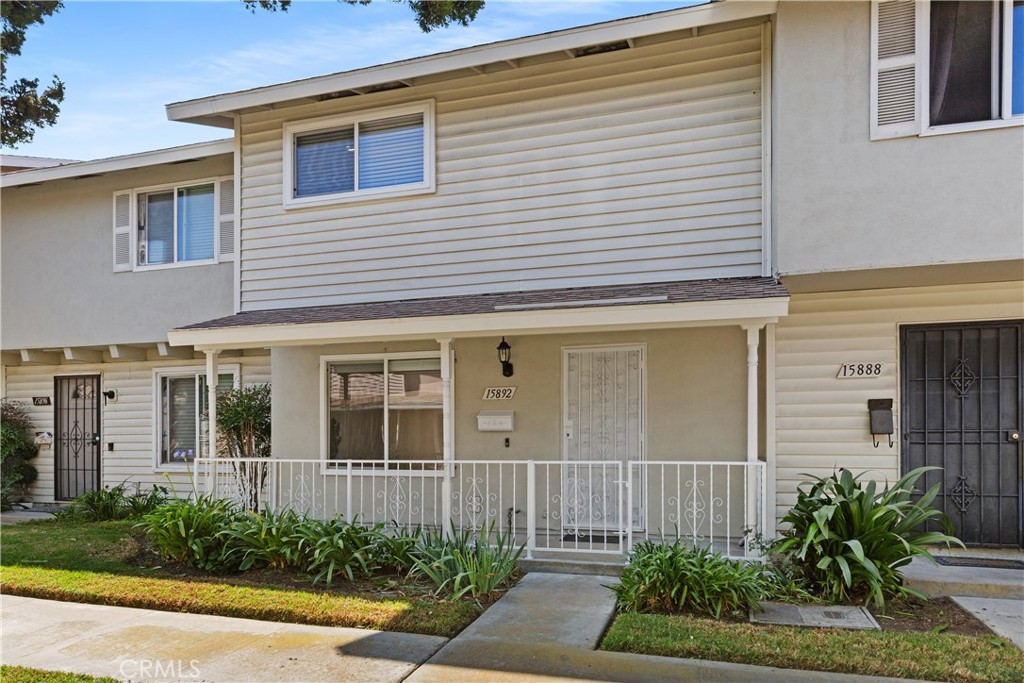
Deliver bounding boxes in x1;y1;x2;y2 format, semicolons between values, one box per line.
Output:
520;557;623;577
902;557;1024;600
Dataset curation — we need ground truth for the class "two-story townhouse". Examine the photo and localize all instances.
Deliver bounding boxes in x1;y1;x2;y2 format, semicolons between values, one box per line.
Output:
3;0;1020;554
1;141;270;503
164;1;785;558
771;0;1024;548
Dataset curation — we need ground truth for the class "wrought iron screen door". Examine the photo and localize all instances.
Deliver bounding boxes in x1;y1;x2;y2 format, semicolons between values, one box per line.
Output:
563;346;645;534
55;375;101;500
901;321;1023;547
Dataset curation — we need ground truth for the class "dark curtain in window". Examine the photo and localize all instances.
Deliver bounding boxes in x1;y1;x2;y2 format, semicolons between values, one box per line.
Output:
930;1;994;126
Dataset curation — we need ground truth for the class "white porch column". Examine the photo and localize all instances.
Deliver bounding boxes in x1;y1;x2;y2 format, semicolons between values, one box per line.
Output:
205;350;220;457
741;324;762;554
438;338;453;536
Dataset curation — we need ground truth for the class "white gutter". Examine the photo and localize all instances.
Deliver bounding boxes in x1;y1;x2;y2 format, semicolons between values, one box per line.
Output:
166;1;777;126
0;139;234;188
167;296;789;350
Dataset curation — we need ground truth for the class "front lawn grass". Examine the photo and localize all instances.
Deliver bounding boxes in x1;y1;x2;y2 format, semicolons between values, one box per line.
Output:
0;520;480;638
601;612;1024;683
0;666;119;683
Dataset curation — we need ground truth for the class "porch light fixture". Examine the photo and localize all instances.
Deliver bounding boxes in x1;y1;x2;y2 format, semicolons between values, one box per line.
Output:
497;337;513;377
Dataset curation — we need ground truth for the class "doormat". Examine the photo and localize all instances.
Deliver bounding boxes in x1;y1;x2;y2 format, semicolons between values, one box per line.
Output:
936;557;1024;570
562;532;619;545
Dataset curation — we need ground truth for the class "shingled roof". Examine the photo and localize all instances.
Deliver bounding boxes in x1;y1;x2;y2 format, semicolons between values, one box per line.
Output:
178;277;788;332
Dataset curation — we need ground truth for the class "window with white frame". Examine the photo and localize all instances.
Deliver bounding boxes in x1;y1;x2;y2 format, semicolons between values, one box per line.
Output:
112;176;234;273
138;183;216;266
155;368;237;466
283;101;434;207
326;357;442;467
872;0;1024;138
929;0;1024;125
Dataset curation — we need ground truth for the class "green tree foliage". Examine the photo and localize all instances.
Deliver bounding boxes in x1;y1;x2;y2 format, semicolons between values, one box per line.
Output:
243;0;485;32
2;0;483;149
1;1;65;148
0;399;39;509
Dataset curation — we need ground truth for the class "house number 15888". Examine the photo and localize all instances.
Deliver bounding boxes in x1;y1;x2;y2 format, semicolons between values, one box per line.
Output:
836;363;883;378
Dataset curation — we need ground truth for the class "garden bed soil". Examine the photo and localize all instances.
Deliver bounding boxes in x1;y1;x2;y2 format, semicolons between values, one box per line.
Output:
870;597;995;637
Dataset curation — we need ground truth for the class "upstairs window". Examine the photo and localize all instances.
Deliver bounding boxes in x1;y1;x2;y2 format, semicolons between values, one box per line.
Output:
138;183;215;266
871;0;1023;138
283;101;434;208
929;0;1024;126
112;177;235;273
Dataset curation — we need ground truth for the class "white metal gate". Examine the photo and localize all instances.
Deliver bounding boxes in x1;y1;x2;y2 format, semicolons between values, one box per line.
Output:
563;345;645;535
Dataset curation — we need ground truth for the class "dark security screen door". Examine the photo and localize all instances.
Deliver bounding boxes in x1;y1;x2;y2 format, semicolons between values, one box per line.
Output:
55;375;101;500
901;322;1023;547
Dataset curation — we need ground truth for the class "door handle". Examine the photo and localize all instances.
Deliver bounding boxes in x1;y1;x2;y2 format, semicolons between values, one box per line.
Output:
1009;431;1021;443
91;432;101;445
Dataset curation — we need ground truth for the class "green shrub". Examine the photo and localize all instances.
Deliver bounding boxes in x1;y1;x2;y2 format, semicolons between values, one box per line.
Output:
220;507;307;571
297;517;382;585
139;495;240;571
1;400;39;510
215;384;271;511
771;467;962;609
410;523;523;600
57;483;168;522
374;525;423;574
612;541;771;618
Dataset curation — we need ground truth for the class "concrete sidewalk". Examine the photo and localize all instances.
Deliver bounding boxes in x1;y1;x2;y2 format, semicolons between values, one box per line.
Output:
0;577;936;683
0;595;446;682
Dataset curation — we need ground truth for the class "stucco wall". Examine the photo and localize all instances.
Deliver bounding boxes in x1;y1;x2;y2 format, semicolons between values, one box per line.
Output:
773;1;1024;275
270;327;752;465
1;155;235;349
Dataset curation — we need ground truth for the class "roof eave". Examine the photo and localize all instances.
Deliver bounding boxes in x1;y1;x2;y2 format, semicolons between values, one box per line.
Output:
166;295;790;351
166;0;777;126
0;139;235;188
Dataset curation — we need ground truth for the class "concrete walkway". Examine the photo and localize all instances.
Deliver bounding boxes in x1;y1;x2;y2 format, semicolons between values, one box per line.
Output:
405;573;913;683
952;597;1024;651
0;595;446;682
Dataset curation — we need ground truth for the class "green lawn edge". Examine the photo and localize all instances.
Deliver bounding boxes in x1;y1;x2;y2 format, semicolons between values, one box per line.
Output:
0;665;119;683
601;612;1024;683
0;565;478;639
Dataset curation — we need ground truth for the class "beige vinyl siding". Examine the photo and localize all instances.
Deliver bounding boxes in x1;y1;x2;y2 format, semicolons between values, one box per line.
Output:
773;281;1024;523
238;23;765;311
4;354;270;503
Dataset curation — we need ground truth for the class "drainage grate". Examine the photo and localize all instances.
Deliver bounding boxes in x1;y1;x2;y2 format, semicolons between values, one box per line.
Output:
936;557;1024;570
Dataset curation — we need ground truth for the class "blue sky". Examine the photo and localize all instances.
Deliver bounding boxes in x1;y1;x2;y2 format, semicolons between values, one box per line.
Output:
6;1;690;160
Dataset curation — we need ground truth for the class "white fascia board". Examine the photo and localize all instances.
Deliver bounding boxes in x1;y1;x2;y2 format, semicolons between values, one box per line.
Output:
166;1;777;125
167;296;790;351
0;139;234;188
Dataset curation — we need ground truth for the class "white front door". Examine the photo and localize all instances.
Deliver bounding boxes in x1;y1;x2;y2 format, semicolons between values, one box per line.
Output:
563;345;645;533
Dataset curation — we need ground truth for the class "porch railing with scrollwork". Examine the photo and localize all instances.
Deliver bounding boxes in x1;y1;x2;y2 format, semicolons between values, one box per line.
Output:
193;458;766;559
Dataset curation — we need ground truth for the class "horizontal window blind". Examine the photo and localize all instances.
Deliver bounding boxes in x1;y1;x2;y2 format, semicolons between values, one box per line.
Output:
295;126;355;197
145;191;174;265
358;114;424;190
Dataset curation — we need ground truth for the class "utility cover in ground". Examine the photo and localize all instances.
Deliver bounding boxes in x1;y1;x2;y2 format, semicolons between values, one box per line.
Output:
750;603;880;630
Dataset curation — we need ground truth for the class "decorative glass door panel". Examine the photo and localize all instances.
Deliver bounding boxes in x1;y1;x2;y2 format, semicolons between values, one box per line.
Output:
563;346;645;533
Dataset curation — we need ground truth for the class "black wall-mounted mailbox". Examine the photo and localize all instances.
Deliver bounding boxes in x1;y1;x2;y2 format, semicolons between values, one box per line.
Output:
868;398;894;448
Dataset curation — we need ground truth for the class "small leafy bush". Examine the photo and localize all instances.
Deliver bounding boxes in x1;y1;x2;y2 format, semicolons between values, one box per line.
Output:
58;483;168;521
298;517;382;585
374;525;423;574
220;507;307;571
139;495;240;571
612;541;771;618
771;466;963;609
410;523;523;600
1;399;38;510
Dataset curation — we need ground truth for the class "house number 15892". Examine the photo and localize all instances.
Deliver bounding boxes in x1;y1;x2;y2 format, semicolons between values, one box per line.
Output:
836;363;883;378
